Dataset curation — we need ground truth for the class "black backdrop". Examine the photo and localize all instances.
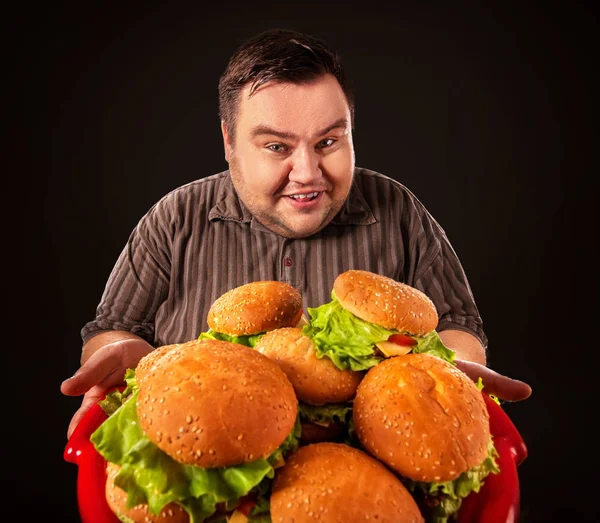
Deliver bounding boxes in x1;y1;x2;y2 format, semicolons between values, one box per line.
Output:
15;3;596;522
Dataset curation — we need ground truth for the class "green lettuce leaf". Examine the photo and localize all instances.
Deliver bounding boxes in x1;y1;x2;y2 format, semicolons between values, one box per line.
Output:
248;493;272;522
266;417;301;468
198;329;263;348
425;495;463;523
475;377;501;405
408;440;500;522
302;294;393;371
302;292;455;371
97;368;138;416
91;390;300;523
298;403;353;427
411;331;455;364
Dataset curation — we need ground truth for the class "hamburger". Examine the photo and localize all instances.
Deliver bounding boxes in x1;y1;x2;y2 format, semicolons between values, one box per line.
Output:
270;442;424;522
91;339;301;522
353;353;499;522
302;270;455;371
199;281;305;347
254;327;363;443
95;343;184;418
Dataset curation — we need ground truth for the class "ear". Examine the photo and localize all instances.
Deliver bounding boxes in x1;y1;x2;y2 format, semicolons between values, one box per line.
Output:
221;120;233;162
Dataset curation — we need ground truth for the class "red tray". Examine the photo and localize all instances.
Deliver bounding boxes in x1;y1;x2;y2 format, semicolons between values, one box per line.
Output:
64;390;527;522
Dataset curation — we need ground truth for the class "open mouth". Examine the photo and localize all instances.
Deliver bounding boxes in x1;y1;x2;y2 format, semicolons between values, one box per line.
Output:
287;192;319;202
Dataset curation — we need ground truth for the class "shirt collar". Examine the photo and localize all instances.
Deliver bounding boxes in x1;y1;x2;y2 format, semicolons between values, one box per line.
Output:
207;174;253;223
208;169;376;227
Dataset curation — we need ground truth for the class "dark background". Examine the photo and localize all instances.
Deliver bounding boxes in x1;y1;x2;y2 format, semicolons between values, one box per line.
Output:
14;2;596;521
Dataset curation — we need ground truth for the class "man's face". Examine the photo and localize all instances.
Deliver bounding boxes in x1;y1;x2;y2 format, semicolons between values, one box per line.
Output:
222;74;355;238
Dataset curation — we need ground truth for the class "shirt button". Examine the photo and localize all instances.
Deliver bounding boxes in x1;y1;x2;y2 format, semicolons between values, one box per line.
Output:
284;257;293;267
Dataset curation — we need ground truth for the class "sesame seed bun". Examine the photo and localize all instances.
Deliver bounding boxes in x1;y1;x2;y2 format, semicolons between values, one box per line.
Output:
254;327;363;405
105;462;189;523
135;343;183;384
270;442;424;523
207;281;303;336
137;338;298;468
353;353;491;483
333;270;438;335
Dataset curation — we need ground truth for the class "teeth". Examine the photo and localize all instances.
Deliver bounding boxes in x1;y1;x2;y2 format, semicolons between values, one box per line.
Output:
290;192;318;200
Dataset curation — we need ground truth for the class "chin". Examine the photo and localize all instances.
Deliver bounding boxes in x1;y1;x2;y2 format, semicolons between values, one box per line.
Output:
261;212;328;238
280;221;328;239
289;210;341;237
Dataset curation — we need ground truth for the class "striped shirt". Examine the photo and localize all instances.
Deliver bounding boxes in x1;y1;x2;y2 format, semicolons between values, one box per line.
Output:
82;167;487;348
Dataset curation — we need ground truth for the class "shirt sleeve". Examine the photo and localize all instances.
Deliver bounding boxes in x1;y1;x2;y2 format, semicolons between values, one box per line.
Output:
398;186;488;349
80;198;173;345
413;219;488;349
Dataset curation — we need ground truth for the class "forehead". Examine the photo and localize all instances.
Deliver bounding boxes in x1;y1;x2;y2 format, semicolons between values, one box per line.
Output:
236;74;351;136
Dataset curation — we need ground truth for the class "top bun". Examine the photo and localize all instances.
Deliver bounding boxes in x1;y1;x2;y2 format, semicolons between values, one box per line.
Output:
105;462;189;523
135;343;183;384
254;327;363;405
137;339;298;468
333;270;438;335
270;442;424;523
353;353;490;483
207;281;303;336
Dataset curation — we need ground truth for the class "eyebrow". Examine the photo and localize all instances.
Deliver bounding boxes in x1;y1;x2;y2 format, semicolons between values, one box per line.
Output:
250;118;349;141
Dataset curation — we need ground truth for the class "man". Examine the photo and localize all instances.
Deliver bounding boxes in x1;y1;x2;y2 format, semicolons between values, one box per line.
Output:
61;29;531;438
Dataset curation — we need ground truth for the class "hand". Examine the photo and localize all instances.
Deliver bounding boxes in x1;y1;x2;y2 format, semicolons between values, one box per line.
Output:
61;338;154;439
454;359;532;402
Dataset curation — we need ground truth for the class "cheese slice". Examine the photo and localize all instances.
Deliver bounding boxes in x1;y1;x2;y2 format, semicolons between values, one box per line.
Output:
229;510;249;523
375;340;413;357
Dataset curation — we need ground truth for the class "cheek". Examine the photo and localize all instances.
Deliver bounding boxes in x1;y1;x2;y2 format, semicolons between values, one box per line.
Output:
322;150;354;189
234;149;288;194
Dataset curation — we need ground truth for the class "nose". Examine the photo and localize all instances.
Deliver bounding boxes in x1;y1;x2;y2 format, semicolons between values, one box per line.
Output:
288;146;322;184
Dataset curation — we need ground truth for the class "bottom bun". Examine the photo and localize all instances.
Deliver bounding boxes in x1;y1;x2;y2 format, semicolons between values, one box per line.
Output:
105;463;189;523
271;442;424;523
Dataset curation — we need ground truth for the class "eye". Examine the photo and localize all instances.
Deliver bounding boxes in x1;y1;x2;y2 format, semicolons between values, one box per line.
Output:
266;143;288;153
317;138;335;149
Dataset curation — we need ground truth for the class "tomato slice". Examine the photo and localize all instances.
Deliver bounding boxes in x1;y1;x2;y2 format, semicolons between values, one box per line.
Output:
237;496;256;517
387;334;417;346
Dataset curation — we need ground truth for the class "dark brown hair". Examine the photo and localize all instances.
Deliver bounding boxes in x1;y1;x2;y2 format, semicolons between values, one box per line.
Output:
218;29;354;138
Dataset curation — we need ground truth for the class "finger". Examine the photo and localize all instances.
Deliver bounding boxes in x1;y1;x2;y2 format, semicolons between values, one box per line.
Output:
486;376;532;402
60;348;124;396
66;386;106;439
454;360;532;402
60;368;91;396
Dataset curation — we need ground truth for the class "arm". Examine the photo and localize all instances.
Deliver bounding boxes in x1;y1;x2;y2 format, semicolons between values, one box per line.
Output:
405;206;531;402
438;329;486;365
80;330;150;365
62;197;174;439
